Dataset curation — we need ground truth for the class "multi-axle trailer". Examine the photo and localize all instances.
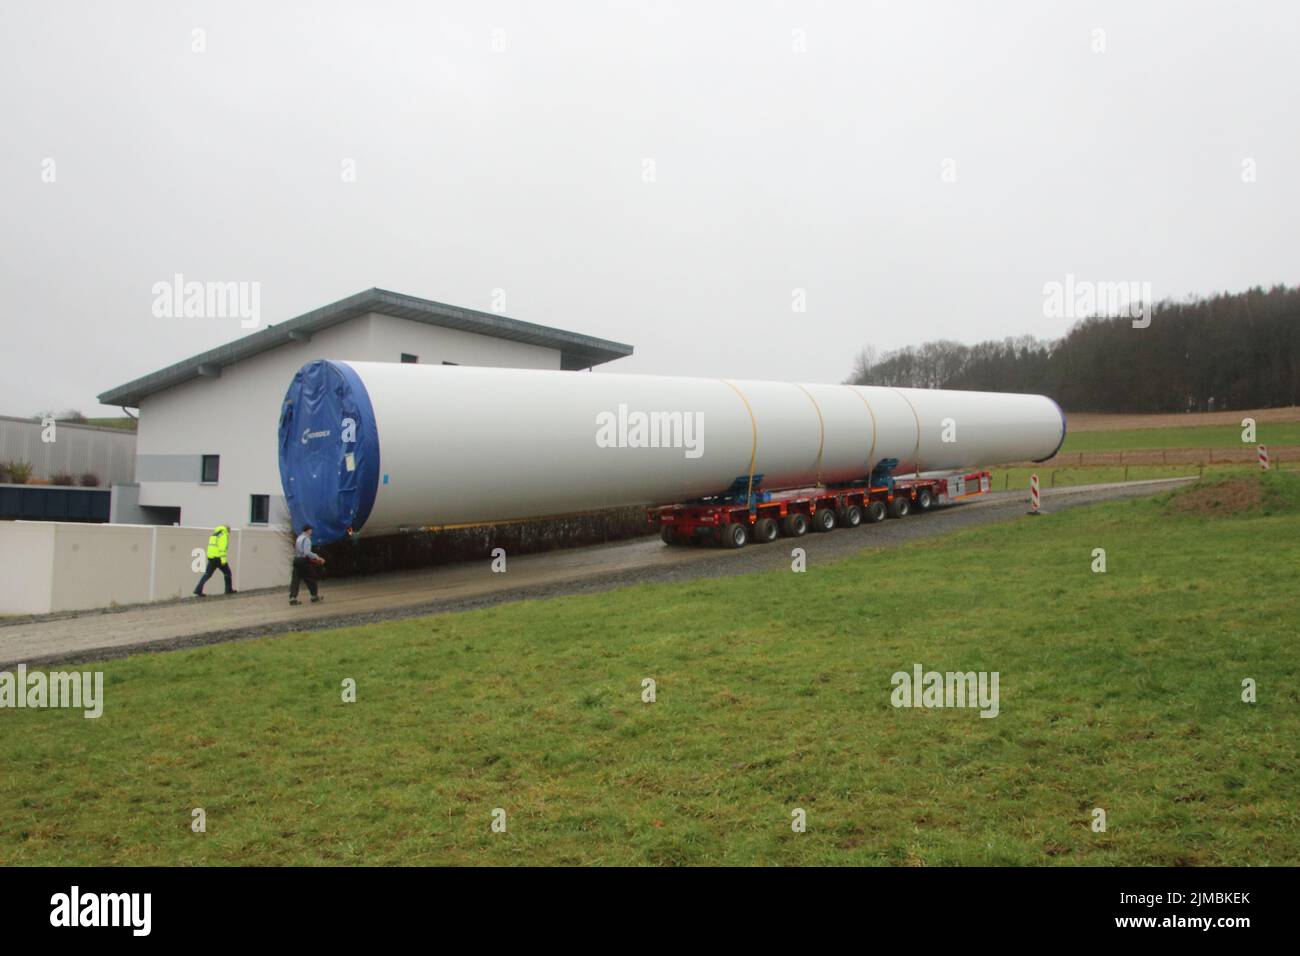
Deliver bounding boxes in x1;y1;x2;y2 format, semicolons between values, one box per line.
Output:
651;470;992;548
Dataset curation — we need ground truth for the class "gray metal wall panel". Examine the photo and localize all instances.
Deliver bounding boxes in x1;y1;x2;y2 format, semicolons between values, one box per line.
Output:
0;418;136;485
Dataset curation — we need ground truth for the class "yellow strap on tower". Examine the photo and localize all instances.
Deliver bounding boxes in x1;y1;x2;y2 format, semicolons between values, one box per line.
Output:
848;386;878;477
720;379;759;506
890;388;924;477
794;384;826;486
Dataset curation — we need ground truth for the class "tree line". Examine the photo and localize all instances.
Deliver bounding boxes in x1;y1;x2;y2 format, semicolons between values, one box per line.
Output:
845;284;1300;412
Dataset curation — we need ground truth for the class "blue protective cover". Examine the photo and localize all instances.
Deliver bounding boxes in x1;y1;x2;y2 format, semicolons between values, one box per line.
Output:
278;360;380;544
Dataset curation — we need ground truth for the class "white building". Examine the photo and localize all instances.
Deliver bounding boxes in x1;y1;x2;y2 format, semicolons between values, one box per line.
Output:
98;289;632;531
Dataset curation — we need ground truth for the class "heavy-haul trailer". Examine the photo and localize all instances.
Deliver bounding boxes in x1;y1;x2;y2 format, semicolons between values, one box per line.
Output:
650;470;993;548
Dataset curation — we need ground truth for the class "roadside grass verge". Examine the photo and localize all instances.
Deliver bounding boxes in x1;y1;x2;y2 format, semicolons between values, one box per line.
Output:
995;462;1294;492
1;474;1296;865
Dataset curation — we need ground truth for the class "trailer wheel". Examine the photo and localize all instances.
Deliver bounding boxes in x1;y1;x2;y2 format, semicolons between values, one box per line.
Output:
915;489;934;512
781;513;809;537
837;505;862;528
752;517;779;544
722;521;749;549
810;508;836;533
888;496;911;519
864;500;887;523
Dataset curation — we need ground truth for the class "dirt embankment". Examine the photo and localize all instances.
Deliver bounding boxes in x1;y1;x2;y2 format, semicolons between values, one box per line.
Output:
1166;478;1265;517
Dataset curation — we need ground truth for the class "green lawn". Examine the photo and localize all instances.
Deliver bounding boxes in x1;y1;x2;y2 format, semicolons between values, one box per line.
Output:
2;474;1297;866
1060;421;1300;453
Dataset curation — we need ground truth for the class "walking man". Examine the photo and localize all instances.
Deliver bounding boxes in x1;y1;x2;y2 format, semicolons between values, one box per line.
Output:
290;523;326;605
194;523;236;596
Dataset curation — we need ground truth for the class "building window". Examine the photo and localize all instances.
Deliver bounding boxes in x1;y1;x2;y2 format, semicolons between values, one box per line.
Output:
400;353;418;364
201;455;220;484
250;494;270;525
442;360;459;366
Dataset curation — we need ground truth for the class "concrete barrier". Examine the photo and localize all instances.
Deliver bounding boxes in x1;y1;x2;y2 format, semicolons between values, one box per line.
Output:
0;522;292;615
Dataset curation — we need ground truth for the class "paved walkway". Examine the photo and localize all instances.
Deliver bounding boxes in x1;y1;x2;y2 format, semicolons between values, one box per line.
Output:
0;477;1194;667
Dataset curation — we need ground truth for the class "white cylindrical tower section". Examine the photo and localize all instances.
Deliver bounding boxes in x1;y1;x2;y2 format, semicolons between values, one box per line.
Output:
277;361;1066;542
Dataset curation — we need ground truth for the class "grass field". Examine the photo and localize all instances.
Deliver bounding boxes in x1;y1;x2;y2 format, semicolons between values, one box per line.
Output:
1066;406;1300;432
1059;421;1300;453
2;473;1297;866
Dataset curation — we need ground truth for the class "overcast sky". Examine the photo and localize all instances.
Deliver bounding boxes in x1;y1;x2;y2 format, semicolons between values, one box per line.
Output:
1;0;1295;415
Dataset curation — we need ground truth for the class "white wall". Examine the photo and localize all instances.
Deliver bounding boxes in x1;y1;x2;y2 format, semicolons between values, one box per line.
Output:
0;521;292;615
0;522;56;614
364;313;563;370
132;312;562;531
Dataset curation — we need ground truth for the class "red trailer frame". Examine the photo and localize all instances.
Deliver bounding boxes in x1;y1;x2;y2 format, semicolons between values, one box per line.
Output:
650;470;992;548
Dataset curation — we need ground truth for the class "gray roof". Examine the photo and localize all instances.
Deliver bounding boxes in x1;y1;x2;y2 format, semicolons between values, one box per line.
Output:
98;288;634;407
0;414;136;436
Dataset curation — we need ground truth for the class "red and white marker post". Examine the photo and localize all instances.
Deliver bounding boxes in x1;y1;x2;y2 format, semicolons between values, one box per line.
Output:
1028;472;1042;514
1259;445;1270;471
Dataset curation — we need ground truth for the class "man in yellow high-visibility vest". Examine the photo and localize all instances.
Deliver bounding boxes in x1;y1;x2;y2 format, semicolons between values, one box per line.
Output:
194;524;237;596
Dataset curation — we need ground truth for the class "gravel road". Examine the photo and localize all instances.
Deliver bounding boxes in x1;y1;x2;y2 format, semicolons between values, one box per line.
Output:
0;477;1192;668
